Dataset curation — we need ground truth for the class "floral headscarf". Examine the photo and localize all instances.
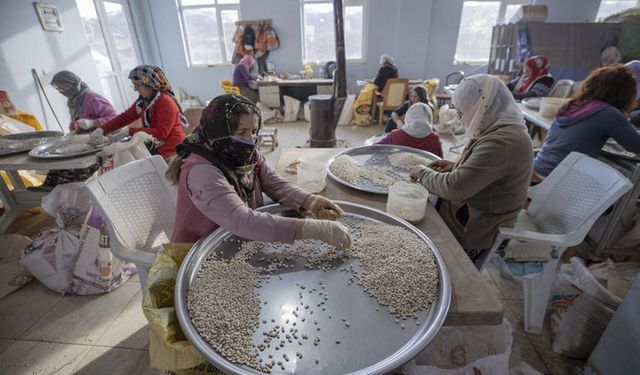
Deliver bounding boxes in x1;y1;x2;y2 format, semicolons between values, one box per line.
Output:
128;65;188;129
51;71;89;121
513;55;551;94
176;93;262;202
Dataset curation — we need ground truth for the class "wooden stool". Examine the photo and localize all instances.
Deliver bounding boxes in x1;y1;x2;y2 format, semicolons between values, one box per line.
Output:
257;127;278;151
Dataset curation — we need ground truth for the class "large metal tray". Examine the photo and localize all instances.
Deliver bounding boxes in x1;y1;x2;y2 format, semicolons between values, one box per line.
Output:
28;136;103;159
175;202;451;375
0;131;63;156
327;145;440;195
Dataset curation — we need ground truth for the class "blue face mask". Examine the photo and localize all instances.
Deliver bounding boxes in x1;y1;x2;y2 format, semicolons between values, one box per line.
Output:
230;135;255;145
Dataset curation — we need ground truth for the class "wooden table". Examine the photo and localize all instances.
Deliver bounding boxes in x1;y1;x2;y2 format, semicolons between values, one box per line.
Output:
276;148;503;326
0;152;98;233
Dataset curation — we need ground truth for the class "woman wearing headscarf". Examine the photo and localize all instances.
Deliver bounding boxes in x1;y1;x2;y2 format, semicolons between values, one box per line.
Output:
506;55;554;100
534;65;640;179
100;65;187;159
376;102;443;157
232;54;260;103
51;71;117;131
34;71;118;190
625;60;640;126
409;75;533;264
166;93;351;248
385;86;432;133
373;54;398;93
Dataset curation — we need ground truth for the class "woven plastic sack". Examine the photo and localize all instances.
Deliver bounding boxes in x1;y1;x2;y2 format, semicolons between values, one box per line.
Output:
143;243;223;374
550;257;622;359
98;132;153;175
402;319;512;375
353;83;376;126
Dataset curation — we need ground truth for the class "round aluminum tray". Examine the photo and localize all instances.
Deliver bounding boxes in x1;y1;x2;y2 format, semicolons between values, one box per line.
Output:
326;145;440;195
175;201;451;375
28;137;102;159
0;131;63;156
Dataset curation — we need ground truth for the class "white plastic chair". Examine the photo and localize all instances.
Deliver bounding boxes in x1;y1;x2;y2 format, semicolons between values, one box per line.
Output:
83;155;176;289
478;152;632;333
548;79;575;98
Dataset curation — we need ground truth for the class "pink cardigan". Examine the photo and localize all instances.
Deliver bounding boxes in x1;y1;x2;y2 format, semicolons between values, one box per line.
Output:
171;154;311;243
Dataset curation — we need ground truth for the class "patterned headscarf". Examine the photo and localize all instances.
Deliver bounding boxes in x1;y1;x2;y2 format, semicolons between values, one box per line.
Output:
128;65;188;129
51;71;89;121
176;93;262;202
513;55;551;94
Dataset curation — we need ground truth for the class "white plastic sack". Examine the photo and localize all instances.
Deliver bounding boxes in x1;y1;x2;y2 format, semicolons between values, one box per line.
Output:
588;259;640;299
550;257;622;359
283;95;301;122
98;132;153;174
257;102;281;124
69;207;136;295
402;319;512;375
434;105;459;135
41;182;91;228
20;227;81;293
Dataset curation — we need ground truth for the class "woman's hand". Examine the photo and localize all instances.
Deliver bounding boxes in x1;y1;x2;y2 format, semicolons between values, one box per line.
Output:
409;165;428;182
428;160;454;173
296;219;352;250
74;119;98;131
302;195;344;221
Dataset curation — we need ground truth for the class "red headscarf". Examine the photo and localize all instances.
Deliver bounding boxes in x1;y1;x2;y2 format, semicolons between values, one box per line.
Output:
514;55;551;94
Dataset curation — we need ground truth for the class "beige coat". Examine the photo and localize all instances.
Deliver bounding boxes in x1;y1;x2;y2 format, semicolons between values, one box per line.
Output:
419;123;533;250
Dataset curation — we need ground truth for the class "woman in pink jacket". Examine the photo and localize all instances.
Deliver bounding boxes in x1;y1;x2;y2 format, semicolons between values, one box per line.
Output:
166;93;351;248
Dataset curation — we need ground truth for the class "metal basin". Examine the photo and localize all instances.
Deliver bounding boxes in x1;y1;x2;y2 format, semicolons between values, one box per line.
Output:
175;201;451;375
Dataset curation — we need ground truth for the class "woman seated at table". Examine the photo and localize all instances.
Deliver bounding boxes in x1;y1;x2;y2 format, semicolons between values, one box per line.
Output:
625;60;640;127
99;65;187;160
166;93;351;249
35;71;118;190
233;54;260;104
385;86;431;133
374;54;398;93
506;55;554;100
409;75;533;264
533;64;640;180
376;102;443;157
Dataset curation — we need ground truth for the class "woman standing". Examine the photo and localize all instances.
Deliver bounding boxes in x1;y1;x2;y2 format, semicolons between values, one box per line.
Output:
232;55;260;103
410;75;533;264
167;93;351;248
100;65;187;159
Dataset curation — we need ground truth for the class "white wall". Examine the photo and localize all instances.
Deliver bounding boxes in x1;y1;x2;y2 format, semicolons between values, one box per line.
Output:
0;0;102;130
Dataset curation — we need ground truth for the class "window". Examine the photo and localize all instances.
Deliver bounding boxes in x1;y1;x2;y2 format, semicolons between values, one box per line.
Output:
76;0;113;74
178;0;239;66
596;0;639;20
454;1;530;64
301;0;365;63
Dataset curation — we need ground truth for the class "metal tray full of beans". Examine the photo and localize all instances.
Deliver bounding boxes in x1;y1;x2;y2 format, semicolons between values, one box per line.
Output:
175;201;451;375
326;145;441;195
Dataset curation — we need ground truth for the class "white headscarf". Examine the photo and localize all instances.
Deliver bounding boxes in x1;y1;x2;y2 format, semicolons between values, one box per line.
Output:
402;103;433;138
380;54;395;67
452;74;525;146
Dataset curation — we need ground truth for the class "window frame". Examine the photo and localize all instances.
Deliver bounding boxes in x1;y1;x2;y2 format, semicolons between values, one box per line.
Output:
596;0;639;21
176;0;240;68
299;0;368;64
454;0;531;66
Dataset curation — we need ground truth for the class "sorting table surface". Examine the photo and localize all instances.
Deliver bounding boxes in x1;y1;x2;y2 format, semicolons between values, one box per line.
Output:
275;148;503;326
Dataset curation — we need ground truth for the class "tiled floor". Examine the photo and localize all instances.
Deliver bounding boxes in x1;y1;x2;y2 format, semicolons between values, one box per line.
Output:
0;122;584;374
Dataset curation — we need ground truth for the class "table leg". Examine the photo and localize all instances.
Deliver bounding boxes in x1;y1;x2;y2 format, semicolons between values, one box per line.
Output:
7;170;26;190
0;176;22;234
